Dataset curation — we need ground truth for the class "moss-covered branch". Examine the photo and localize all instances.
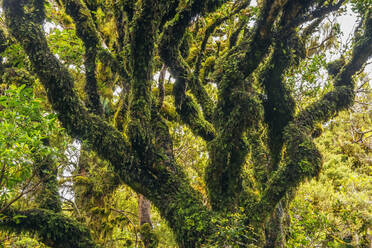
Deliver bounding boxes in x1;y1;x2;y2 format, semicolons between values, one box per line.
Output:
202;0;288;210
194;0;251;77
250;10;372;222
61;0;103;115
229;16;249;49
190;1;251;122
283;0;346;32
159;0;231;141
128;0;157;121
0;29;8;54
4;0;131;170
97;48;130;89
297;11;372;129
160;36;216;140
34;139;62;212
203;0;285;211
4;2;219;246
252;0;331;183
205;0;345;212
0;208;97;248
259;35;302;175
124;0;160;168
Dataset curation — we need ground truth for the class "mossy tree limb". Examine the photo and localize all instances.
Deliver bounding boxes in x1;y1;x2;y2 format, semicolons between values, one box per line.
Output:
34;139;62;212
260;38;298;176
204;0;333;213
3;2;218;246
203;0;288;211
0;208;98;248
252;10;372;223
61;0;103;115
158;0;231;141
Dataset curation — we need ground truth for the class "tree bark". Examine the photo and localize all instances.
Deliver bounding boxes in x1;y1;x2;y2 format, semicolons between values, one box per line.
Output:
138;194;158;248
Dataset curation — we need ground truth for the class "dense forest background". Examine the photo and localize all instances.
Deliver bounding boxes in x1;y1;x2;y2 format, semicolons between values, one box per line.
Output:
0;0;371;247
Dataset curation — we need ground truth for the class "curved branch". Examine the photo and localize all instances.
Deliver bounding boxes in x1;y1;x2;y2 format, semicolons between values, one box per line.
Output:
4;0;132;171
297;11;372;128
250;10;372;222
188;1;252;123
3;2;217;245
0;208;97;248
158;0;229;141
194;0;251;76
229;17;249;49
97;48;130;90
259;33;303;176
203;0;290;211
207;1;339;209
61;0;103;115
283;0;346;32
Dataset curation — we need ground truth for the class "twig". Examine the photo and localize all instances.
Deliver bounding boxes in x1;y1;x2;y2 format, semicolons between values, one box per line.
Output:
110;207;139;248
0;172;41;213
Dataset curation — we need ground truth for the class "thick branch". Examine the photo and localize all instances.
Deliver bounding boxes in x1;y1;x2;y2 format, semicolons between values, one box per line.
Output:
259;32;304;176
252;10;372;222
189;1;252;122
0;208;97;248
4;2;217;246
205;0;330;211
125;0;160;168
283;0;346;32
203;0;289;211
194;0;251;76
229;17;249;49
298;12;372;128
159;0;230;141
34;139;62;212
4;0;131;173
97;48;130;90
61;0;103;115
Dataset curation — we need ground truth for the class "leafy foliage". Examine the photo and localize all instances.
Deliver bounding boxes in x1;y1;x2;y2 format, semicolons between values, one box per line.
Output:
0;84;64;209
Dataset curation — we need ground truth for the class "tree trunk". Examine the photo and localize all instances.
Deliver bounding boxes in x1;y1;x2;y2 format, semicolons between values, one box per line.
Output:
264;200;290;248
138;194;158;248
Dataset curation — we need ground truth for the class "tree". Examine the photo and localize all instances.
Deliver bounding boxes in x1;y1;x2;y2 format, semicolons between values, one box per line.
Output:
1;0;372;247
287;81;372;247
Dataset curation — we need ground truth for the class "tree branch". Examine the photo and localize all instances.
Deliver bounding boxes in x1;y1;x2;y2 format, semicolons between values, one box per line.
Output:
158;0;228;141
251;10;372;222
203;0;291;211
194;0;251;77
61;0;103;115
283;0;346;32
97;48;130;90
3;2;217;245
259;13;306;175
0;208;97;248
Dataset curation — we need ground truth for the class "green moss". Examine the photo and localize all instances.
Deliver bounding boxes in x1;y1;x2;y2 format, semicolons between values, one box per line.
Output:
61;0;103;115
0;208;97;248
74;175;92;185
260;39;296;171
34;138;62;213
140;223;159;248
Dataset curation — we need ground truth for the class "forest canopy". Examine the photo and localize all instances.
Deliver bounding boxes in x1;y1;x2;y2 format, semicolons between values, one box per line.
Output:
0;0;371;247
